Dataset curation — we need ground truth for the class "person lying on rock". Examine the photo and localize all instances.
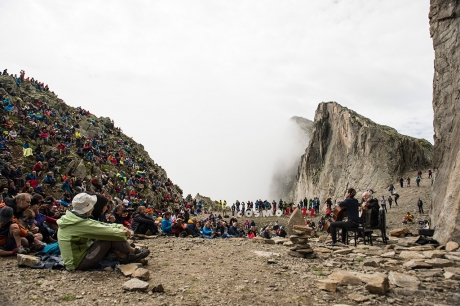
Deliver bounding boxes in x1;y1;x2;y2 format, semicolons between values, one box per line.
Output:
326;188;360;246
57;193;150;270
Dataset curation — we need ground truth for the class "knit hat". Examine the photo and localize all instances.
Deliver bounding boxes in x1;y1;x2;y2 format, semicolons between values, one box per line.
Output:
0;206;14;223
72;193;97;214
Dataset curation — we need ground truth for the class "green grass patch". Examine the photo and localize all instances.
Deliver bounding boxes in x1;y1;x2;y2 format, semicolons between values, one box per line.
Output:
356;257;364;263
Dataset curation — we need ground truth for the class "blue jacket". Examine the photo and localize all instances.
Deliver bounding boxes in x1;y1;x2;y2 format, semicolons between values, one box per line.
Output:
161;218;172;234
202;226;213;236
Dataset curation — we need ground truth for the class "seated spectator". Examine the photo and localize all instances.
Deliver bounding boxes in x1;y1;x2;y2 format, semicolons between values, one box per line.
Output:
201;220;214;238
56;142;66;155
57;193;150;270
0;206;29;256
228;221;240;237
91;176;102;192
44;172;56;187
403;212;414;224
186;218;200;237
90;194;111;222
131;206;158;235
18;208;44;251
161;211;173;236
110;204;125;225
261;227;271;239
32;161;43;177
21;182;31;193
278;226;287;238
247;228;256;239
34;184;45;197
7;128;17;142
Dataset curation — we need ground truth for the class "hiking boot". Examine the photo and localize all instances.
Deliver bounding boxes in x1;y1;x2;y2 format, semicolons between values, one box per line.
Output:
120;249;150;264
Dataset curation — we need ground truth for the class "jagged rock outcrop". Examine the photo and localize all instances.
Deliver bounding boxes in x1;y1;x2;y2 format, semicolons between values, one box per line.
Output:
289;102;433;203
429;0;460;244
270;116;313;200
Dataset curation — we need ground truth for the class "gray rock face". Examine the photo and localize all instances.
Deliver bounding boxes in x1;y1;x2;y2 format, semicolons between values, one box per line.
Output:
429;0;460;245
289;102;432;203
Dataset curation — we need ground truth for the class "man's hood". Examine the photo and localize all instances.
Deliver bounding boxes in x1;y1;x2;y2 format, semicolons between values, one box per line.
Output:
57;210;86;229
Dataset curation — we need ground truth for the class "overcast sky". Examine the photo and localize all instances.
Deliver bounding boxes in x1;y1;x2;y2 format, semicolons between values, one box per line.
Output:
1;0;434;202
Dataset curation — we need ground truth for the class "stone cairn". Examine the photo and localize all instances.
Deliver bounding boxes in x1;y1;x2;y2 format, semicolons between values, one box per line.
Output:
288;225;315;259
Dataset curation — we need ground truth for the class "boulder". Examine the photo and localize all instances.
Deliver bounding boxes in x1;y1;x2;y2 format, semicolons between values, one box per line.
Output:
446;241;460;252
73;159;87;179
315;279;337;292
119;263;139;276
132;268;150;281
287;208;304;236
388;272;420;289
122;278;149;292
422;250;446;259
445;254;460;261
389;228;409;237
399;251;426;260
333;249;353;255
380;251;396;258
296;248;314;254
349;293;370;303
151;284;165;293
17;254;40;267
292;225;313;233
365;274;389;295
402;260;433;269
424;258;454;268
329;270;362;285
287;251;305;258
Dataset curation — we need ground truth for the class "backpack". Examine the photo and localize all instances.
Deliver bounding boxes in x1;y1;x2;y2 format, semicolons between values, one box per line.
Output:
43;242;61;255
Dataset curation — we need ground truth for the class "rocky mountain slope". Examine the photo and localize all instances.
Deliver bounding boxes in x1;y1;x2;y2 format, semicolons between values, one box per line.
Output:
0;73;182;206
288;102;433;204
429;0;460;244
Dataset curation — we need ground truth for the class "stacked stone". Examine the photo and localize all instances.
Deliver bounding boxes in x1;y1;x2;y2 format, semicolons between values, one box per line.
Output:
287;225;315;258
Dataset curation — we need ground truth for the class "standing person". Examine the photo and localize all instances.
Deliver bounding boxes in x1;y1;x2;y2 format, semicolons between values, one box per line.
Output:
231;203;235;216
406;177;411;187
399;177;404;188
387;195;393;209
326;188;360;246
416;176;421;187
394;193;399;206
417;198;424;214
380;196;387;213
388;184;395;195
428;169;432;179
417;170;422;178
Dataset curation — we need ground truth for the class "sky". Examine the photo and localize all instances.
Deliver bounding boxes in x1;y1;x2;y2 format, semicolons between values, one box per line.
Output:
1;0;434;203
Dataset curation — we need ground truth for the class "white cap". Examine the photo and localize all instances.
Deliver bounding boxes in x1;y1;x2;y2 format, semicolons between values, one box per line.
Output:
72;193;97;214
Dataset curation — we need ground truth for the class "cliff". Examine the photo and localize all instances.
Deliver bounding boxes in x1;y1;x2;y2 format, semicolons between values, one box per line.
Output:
289;102;433;203
429;0;460;244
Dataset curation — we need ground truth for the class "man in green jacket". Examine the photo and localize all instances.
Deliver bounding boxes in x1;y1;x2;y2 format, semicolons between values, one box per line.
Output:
57;193;149;270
